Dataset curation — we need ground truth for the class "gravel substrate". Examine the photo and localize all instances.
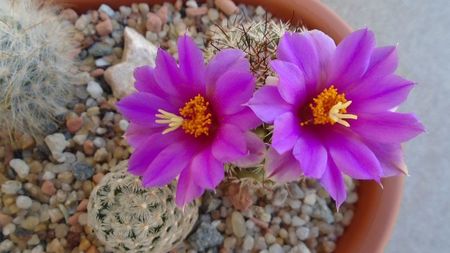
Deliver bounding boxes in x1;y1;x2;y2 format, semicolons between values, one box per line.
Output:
0;1;357;253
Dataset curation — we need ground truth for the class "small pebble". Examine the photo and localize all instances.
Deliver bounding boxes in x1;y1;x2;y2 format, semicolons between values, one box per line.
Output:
231;211;246;238
215;0;238;15
96;19;113;36
98;4;115;17
146;13;163;33
87;81;104;99
9;159;30;178
1;180;22;194
16;195;33;209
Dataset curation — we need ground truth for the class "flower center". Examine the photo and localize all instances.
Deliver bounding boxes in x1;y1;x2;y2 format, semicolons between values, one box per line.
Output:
301;85;357;127
155;94;212;137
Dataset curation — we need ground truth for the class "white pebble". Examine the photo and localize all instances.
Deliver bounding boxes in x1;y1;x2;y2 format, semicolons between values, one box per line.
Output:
186;0;198;8
208;8;219;21
9;159;30;178
243;235;255;250
42;171;55;180
95;57;111;67
269;244;284;253
45;133;68;163
2;223;16;236
273;188;288;206
292;216;306;227
87;81;103;99
304;193;317;206
99;4;115;17
119;119;129;131
73;134;88;145
296;226;310;240
31;245;44;253
264;233;276;245
0;239;13;252
1;180;22;194
16;195;33;209
289;199;302;209
93;137;106;148
255;6;266;16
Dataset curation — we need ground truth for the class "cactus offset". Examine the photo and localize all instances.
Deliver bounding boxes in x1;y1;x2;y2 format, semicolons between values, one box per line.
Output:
205;18;304;86
0;0;79;142
88;161;199;253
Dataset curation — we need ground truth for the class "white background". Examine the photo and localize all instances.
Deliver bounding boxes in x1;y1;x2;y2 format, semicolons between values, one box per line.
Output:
320;0;450;252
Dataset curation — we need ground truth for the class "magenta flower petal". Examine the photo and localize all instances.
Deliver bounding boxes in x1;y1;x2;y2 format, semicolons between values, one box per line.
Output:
178;35;206;92
319;160;347;208
176;166;204;206
190;149;224;189
292;130;328;178
351;112;424;143
233;132;266;168
277;32;320;91
125;123;162;147
154;48;186;99
327;131;382;181
134;66;161;95
142;142;192;187
364;141;408;177
309;30;336;70
329;28;375;89
349;75;414;112
224;107;262;131
213;70;254;115
361;46;398;83
248;86;293;123
265;147;303;182
270;60;306;105
206;49;249;94
128;132;173;176
212;124;247;162
272;112;301;154
117;92;175;127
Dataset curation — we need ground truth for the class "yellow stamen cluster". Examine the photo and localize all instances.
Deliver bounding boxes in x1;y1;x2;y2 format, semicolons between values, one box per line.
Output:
301;85;357;127
180;94;212;137
155;94;213;137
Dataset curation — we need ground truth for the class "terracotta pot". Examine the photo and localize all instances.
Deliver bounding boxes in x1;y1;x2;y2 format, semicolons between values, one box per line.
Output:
54;0;404;252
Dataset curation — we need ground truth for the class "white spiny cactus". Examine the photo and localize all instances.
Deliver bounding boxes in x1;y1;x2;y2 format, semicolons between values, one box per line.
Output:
88;161;199;253
0;0;79;142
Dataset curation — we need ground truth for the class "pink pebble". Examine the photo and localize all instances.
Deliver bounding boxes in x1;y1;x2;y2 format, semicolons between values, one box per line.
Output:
68;213;81;226
90;68;104;78
66;115;84;133
186;7;208;17
91;10;99;23
41;181;56;196
156;5;169;23
146;13;162;33
215;0;239;16
60;9;78;24
77;199;89;212
99;11;109;21
96;19;113;36
93;173;104;185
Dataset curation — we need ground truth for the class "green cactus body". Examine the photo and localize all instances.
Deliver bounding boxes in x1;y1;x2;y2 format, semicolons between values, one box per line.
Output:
88;161;199;253
205;19;304;86
0;0;79;142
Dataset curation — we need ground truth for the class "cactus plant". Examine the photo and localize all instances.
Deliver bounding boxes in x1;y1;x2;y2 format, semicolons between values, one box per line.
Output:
0;0;79;142
205;19;304;85
87;161;199;253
